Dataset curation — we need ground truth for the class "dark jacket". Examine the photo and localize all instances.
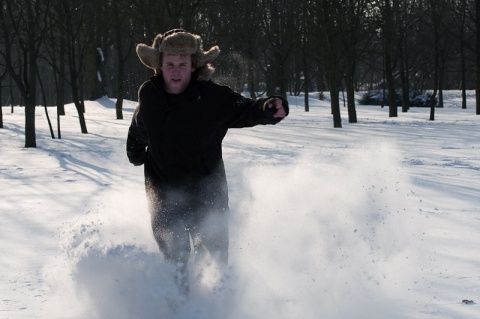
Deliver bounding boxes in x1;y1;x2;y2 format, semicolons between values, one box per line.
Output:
126;75;288;213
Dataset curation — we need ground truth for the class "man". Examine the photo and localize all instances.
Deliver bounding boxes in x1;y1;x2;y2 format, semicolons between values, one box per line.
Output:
126;29;288;296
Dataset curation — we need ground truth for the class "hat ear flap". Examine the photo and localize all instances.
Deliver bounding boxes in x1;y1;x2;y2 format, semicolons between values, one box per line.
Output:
152;34;163;50
196;45;220;68
136;44;160;70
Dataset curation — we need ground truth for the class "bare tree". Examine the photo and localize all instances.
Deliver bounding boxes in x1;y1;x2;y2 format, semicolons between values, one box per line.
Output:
213;0;265;97
314;0;343;127
299;0;311;112
393;0;420;113
0;46;7;128
337;0;375;123
457;0;469;109
380;0;398;117
0;0;51;147
55;0;101;134
425;0;442;120
476;0;480;114
0;70;5;128
110;0;137;120
164;0;208;30
42;3;67;138
257;0;298;99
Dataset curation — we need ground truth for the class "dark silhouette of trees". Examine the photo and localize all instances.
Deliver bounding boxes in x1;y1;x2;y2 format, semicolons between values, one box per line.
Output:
1;0;51;147
1;0;479;146
476;0;480;114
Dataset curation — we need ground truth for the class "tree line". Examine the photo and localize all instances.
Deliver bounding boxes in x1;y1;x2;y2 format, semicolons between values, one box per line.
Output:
1;0;479;147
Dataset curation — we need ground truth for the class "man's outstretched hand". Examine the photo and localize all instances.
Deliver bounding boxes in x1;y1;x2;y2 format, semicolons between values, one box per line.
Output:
266;98;287;118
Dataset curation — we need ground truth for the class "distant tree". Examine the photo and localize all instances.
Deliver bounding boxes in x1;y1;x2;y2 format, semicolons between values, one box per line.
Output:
314;0;343;127
110;0;137;120
444;0;479;110
165;0;208;30
56;0;99;134
299;0;311;112
0;71;4;128
37;70;55;139
393;0;420;113
43;3;67;138
258;0;298;99
381;0;398;117
337;0;374;123
130;0;169;64
455;0;469;110
213;0;265;98
476;0;480;114
87;21;107;101
0;0;50;147
425;0;443;120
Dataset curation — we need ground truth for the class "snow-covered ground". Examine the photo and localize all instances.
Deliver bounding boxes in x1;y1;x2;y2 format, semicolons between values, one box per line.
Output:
1;91;479;319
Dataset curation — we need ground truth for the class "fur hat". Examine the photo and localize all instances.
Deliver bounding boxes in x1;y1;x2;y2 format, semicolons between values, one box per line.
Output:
136;29;220;75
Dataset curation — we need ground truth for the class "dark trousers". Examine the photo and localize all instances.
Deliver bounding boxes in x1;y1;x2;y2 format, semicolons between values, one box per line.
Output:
146;183;229;296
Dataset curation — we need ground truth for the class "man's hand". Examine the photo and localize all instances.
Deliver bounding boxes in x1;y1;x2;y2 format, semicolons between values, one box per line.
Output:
266;98;287;118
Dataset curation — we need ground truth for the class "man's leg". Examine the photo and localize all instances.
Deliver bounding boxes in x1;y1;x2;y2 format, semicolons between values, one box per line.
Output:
152;217;191;296
146;183;192;297
192;210;229;266
188;210;229;292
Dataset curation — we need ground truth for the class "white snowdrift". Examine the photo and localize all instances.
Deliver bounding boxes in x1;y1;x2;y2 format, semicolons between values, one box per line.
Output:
1;93;479;319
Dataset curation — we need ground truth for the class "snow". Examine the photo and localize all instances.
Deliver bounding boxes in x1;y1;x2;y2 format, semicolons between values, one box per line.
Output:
1;92;479;319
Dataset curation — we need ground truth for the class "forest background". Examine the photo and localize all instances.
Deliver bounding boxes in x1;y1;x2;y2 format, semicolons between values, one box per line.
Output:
1;0;480;147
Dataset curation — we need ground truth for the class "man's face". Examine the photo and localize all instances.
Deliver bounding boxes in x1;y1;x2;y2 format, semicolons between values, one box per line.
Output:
160;54;195;94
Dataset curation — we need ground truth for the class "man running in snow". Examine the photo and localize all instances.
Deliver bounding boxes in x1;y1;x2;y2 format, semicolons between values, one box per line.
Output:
126;29;288;296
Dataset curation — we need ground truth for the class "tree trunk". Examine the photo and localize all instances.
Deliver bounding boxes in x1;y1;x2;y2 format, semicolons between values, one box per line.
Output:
476;0;480;115
344;63;357;123
77;107;88;133
384;0;397;117
115;52;125;119
88;46;106;101
438;62;444;108
24;96;37;147
460;0;467;110
114;4;124;120
385;56;396;117
429;55;438;121
331;87;342;128
25;15;38;148
57;36;66;116
460;44;467;110
429;60;438;121
430;0;440;121
0;76;3;128
274;52;288;99
399;37;409;113
9;76;14;114
38;72;55;139
429;88;437;121
247;59;257;99
302;40;309;112
57;111;61;139
72;82;88;134
327;62;342;128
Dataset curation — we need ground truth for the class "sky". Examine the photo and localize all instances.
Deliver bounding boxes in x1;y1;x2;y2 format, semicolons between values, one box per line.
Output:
1;91;479;319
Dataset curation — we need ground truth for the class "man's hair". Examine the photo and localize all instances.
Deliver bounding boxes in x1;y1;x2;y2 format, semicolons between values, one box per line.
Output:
159;54;196;69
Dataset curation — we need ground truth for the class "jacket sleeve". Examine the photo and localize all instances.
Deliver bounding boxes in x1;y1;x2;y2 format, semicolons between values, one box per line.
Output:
226;93;289;128
126;105;148;166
